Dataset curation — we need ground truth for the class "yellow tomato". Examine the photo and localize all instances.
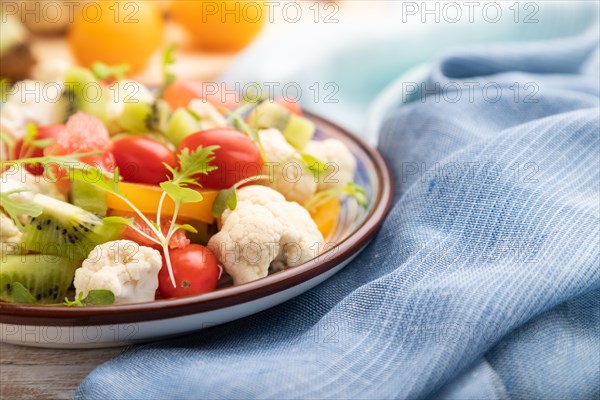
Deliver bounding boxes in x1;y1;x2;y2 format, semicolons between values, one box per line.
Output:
170;0;266;52
310;198;341;240
106;182;218;224
68;1;164;73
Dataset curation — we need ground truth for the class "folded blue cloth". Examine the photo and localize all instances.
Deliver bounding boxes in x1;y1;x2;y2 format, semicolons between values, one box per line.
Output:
75;26;599;400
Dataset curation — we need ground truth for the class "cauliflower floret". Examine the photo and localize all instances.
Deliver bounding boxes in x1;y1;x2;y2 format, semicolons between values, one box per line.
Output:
106;79;155;123
0;213;22;256
0;80;66;141
304;139;356;191
188;99;227;130
208;186;324;285
259;128;317;205
73;240;162;304
0;169;67;203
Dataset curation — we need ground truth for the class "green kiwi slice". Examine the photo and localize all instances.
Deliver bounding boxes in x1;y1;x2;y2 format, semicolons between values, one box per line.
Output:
62;67;108;122
0;254;79;304
70;179;107;216
247;101;316;150
21;194;124;261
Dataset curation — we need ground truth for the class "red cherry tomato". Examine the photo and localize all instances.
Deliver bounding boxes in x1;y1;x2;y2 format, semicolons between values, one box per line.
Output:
158;244;220;298
177;128;263;190
112;136;177;186
15;124;64;174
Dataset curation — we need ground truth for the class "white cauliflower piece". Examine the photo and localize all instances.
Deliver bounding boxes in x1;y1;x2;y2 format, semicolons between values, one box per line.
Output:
259;128;317;205
187;99;227;130
208;186;323;285
0;213;22;256
73;240;162;304
0;80;66;141
0;169;67;203
304;139;356;191
32;59;71;83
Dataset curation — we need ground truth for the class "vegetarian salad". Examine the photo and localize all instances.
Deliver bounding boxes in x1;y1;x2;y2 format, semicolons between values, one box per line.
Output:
0;52;366;306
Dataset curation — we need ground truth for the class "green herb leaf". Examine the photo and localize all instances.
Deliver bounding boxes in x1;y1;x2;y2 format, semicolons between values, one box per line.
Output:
12;282;36;304
0;78;10;102
83;290;115;305
0;190;43;229
212;187;237;217
177;223;198;234
0;131;16;148
160;181;203;204
305;182;369;212
64;291;85;307
31;138;53;149
345;182;368;207
0;131;16;159
64;290;115;307
23;123;38;144
300;153;328;179
157;44;177;99
102;216;133;226
165;146;218;188
91;62;130;80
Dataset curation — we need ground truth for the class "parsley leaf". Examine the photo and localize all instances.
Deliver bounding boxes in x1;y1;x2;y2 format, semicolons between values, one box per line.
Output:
211;175;269;217
160;181;203;204
165;146;218;189
12;282;36;304
300;153;328;179
305;182;369;212
91;62;130;81
0;190;43;229
0;78;10;102
64;290;115;306
156;44;177;99
212;187;237;217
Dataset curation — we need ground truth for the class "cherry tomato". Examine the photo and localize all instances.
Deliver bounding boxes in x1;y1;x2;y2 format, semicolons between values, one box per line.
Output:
178;128;263;190
112;136;177;186
15;124;64;174
158;244;220;298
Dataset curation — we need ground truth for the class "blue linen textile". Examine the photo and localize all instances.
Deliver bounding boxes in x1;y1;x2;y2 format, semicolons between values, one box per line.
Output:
74;28;600;400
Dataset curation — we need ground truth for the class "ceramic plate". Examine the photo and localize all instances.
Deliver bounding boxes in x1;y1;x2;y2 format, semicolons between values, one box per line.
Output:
0;112;393;348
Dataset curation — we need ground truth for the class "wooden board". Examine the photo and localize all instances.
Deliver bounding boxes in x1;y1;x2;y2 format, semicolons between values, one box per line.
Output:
0;343;121;399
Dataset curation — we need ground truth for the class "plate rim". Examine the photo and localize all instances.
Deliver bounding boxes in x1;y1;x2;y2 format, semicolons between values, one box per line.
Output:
0;111;394;326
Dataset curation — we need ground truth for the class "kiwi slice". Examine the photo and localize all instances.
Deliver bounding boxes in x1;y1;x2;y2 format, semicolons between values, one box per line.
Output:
282;115;316;150
21;194;125;261
247;101;316;150
165;108;201;146
116;102;153;134
247;101;291;131
0;254;79;304
70;179;107;216
63;67;108;122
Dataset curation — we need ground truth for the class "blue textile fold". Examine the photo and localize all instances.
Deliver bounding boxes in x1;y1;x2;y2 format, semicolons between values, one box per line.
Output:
75;26;600;400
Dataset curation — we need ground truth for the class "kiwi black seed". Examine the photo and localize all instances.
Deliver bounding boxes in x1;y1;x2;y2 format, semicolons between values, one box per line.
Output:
20;194;125;260
0;255;79;304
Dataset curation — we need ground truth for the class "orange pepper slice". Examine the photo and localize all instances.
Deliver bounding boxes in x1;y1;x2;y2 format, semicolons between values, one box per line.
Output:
310;198;341;240
106;182;218;224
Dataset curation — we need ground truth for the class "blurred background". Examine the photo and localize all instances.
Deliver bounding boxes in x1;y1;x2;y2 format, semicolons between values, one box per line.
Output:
1;1;598;137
